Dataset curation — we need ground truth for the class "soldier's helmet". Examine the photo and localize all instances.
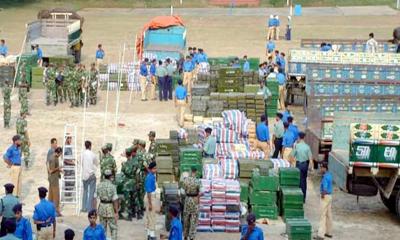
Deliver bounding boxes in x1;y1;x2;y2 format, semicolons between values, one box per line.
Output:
104;169;112;177
148;131;156;137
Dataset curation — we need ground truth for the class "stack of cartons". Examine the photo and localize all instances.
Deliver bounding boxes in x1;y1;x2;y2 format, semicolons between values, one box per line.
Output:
156;156;174;184
286;218;312;240
238;159;273;183
210;179;226;232
207;100;224;117
224;179;241;233
191;96;209;117
247;121;257;149
242;71;258;85
48;56;74;66
266;74;279;117
156;139;179;176
217;68;244;93
192;83;210;96
179;147;202;178
249;170;279;220
198;179;212;232
279;168;304;221
244;84;259;93
162;183;180;231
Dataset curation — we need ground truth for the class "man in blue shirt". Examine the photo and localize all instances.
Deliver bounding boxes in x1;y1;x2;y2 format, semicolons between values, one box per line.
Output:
240;213;264;240
287;116;299;141
277;69;286;111
267;15;274;40
145;162;157;240
316;162;333;240
243;55;250;72
161;206;182;240
83;209;106;240
4;135;22;198
282;108;291;124
64;229;75;240
140;58;149;101
33;187;56;240
183;56;194;96
320;43;332;52
255;114;270;159
36;45;43;67
266;40;275;56
0;40;8;56
95;44;105;69
13;204;32;240
274;15;281;40
278;52;286;72
149;59;157;100
282;122;296;166
197;49;208;63
174;80;187;127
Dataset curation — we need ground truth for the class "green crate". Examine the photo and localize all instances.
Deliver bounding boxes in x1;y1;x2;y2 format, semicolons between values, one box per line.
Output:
283;209;304;222
281;187;304;209
286;218;312;234
288;233;312;240
156;156;173;169
240;181;249;202
350;142;377;163
251;204;278;220
218;68;242;77
157;173;174;184
249;188;277;205
375;144;400;165
250;173;279;191
280;168;300;178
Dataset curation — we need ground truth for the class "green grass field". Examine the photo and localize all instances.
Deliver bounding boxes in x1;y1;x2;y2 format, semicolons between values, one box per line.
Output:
0;0;398;9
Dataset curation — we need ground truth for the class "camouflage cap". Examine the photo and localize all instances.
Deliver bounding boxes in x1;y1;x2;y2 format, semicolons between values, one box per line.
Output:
132;139;140;145
139;140;146;146
106;143;113;151
125;147;133;155
148;131;156;137
104;169;112;176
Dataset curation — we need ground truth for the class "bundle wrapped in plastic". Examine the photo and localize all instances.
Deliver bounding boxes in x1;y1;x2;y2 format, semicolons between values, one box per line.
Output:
215;127;240;143
220;159;239;179
197;225;212;232
221;110;248;136
199;204;212;212
211;179;226;191
203;164;222;180
200;179;211;193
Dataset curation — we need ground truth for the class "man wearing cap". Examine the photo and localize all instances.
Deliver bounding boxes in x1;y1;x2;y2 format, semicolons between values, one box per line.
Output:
0;219;19;240
183;56;194;96
148;131;157;158
33;187;57;240
100;144;116;182
0;184;20;237
174;79;188;127
96;169;118;240
145;162;157;240
47;147;63;217
13;204;32;240
316;162;333;240
240;213;264;240
183;167;200;240
3;135;23;198
136;141;148;216
290;132;313;203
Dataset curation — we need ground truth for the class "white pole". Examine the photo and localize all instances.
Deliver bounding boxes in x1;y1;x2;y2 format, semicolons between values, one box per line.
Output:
78;73;88;215
114;43;125;131
12;31;28;94
180;0;183;5
171;5;173;16
102;59;113;145
129;34;138;104
287;0;290;6
397;0;400;9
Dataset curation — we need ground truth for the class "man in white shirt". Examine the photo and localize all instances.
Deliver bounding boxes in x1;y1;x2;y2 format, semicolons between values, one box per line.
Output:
81;140;98;212
366;32;378;53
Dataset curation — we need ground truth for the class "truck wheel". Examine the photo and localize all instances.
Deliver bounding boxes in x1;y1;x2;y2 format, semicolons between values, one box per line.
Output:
380;190;397;213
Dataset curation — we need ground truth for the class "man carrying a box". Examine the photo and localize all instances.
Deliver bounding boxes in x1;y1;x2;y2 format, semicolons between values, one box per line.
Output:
315;162;333;240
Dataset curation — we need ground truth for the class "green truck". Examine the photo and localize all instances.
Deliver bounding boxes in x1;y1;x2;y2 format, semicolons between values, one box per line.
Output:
328;112;400;217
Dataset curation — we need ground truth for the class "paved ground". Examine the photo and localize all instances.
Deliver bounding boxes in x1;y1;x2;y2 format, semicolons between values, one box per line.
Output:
0;5;399;240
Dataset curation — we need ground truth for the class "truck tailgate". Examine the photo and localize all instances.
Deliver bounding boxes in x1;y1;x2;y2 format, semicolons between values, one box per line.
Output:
328;150;349;192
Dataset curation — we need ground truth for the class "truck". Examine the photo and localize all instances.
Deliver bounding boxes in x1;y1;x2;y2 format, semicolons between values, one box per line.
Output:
328;112;400;217
25;9;83;62
137;16;186;61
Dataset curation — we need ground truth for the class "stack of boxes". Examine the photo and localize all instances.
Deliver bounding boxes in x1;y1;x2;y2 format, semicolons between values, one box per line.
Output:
266;74;279;117
191;96;209;117
279;168;304;222
161;183;180;231
156;156;174;184
48;56;74;66
242;72;259;85
245;94;265;122
217;68;244;93
238;159;273;183
249;170;279;220
192;83;210;96
156;139;179;178
179;147;202;178
198;179;212;232
286;219;312;240
247;121;257;149
211;179;227;232
224;180;241;233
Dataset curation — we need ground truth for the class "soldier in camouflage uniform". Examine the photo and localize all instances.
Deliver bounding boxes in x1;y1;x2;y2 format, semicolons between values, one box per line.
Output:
89;63;99;105
16;111;30;167
2;81;11;128
100;143;117;181
119;147;141;220
136;140;147;215
62;65;70;103
18;71;29;114
183;167;200;240
55;66;64;104
96;169;119;240
45;64;56;106
148;131;157;161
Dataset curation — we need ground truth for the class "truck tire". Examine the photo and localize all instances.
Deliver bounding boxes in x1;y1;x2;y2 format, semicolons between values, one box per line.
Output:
380;190;397;213
348;183;378;196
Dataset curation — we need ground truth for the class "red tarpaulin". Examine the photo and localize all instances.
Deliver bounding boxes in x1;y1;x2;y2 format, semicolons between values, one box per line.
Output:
136;15;185;60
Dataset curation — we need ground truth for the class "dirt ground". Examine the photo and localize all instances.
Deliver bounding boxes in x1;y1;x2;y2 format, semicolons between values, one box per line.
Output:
0;6;399;240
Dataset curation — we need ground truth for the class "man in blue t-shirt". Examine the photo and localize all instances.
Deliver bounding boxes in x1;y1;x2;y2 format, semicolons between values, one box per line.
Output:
316;162;333;240
277;69;286;111
240;213;264;240
139;58;149;101
95;44;105;69
174;80;187;127
145;162;157;240
255;114;270;159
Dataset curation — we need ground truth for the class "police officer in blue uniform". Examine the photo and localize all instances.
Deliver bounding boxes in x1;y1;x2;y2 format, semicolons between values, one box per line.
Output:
33;187;56;240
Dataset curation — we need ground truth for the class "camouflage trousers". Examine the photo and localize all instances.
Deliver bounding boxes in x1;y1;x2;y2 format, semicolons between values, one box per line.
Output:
183;197;199;240
56;85;64;103
89;87;97;105
99;216;118;240
51;88;58;105
20;99;28;114
3;105;11;128
45;85;51;105
137;183;145;210
62;86;69;102
120;190;138;219
20;136;30;166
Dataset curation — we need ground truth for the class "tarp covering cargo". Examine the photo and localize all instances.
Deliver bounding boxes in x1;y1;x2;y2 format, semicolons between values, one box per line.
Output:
136;16;185;60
